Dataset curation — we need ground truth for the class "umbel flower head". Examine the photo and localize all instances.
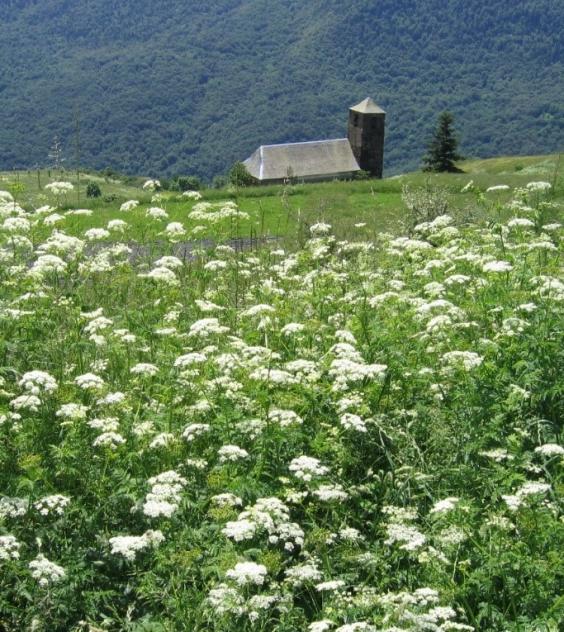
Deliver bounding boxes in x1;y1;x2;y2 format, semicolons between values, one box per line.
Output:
29;554;66;587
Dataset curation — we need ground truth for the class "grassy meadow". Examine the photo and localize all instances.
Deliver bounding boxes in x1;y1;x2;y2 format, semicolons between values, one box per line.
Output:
1;154;562;246
0;155;562;631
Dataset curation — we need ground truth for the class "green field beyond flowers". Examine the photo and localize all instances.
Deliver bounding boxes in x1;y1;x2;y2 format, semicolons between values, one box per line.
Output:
1;154;562;246
0;155;562;631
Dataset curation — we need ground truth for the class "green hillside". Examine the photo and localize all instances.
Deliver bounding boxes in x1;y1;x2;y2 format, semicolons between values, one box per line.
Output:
0;1;562;179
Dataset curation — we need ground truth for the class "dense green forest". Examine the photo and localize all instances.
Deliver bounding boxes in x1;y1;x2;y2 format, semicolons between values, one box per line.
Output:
0;0;562;180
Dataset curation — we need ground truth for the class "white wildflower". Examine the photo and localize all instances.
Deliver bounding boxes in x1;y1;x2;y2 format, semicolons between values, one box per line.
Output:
289;456;329;482
182;423;210;441
107;219;128;232
222;519;257;542
340;412;367;432
526;181;551;191
74;373;105;390
29;555;66;587
483;260;513;273
534;443;564;457
486;185;510;192
45;181;74;195
130;363;159;376
84;228;110;241
0;535;20;560
218;445;249;463
146;207;168;220
120;199;139;212
429;497;459;515
284;561;322;586
109;529;164;561
93;432;125;449
143;179;161;191
441;351;482;371
19;370;58;395
10;394;41;412
33;494;70;516
226;561;267;586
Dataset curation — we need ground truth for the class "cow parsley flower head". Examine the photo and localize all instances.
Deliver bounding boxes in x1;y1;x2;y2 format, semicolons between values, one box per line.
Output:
164;222;186;241
284;560;322;586
10;394;41;412
143;470;187;518
534;443;564;457
385;522;426;551
45;181;74;195
149;433;176;449
19;370;58;395
207;584;245;616
340;412;367;432
74;373;105;390
507;217;535;229
486;185;510;192
2;216;31;233
120;199;139;212
0;497;27;519
109;529;164;561
29;554;66;587
222;519;257;542
225;561;267;586
268;408;303;427
429;497;459;515
310;222;332;236
140;266;179;286
313;484;349;502
483;260;513;273
211;493;243;507
289;456;329;482
526;181;551;191
183;190;202;200
33;494;70;516
29;254;67;277
309;621;335;632
107;219;128;232
130;363;159;376
93;432;126;449
43;213;65;226
97;391;126;406
0;535;20;560
441;351;483;371
188;318;230;338
84;228;110;241
88;417;119;432
143;179;161;191
218;445;249;463
146;206;168;220
281;322;305;336
316;580;345;592
182;423;211;441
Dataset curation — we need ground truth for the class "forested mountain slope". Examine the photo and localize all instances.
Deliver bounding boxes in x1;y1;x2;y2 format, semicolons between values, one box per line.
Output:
0;0;562;179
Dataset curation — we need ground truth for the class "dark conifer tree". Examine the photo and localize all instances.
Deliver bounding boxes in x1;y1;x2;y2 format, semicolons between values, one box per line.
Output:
423;112;461;172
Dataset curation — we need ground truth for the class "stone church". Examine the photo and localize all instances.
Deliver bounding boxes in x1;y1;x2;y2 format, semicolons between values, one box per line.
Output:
243;98;385;184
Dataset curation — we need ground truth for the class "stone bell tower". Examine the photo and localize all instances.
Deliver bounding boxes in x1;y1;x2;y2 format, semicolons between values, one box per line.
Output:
347;97;386;178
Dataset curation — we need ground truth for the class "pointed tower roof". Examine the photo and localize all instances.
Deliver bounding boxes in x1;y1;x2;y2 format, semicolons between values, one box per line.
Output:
350;97;386;114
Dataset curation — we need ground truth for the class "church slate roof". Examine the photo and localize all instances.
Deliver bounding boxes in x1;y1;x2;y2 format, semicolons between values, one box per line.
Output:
243;138;361;182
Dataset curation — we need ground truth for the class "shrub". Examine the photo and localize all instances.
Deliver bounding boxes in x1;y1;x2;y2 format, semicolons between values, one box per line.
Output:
85;182;102;198
228;161;258;187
